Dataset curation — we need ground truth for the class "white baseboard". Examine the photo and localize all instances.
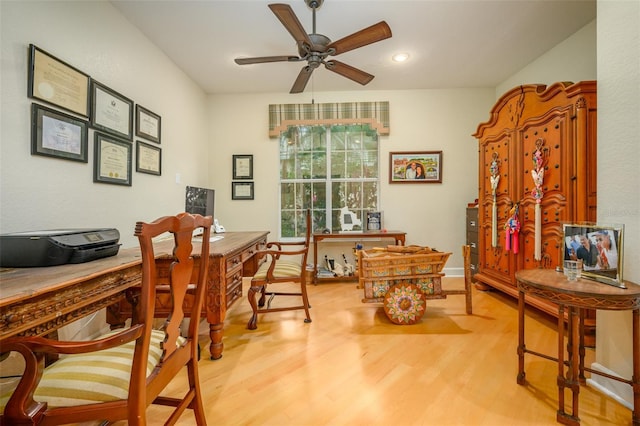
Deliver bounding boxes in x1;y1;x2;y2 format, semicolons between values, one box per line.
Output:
586;362;633;410
443;267;464;277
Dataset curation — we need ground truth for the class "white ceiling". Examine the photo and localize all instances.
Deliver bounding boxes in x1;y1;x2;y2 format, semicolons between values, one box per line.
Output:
110;0;596;95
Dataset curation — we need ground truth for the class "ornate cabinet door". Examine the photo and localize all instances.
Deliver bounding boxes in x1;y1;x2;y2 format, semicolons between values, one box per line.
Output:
473;81;597;343
518;108;573;272
478;132;514;287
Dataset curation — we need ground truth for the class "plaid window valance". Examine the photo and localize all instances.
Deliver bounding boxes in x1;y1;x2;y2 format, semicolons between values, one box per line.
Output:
268;101;390;138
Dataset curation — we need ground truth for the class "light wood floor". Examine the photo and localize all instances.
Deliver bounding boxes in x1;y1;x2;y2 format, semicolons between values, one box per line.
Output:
140;277;632;425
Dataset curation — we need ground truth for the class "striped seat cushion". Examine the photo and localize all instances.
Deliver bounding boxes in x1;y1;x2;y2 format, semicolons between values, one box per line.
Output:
0;329;182;412
253;259;302;280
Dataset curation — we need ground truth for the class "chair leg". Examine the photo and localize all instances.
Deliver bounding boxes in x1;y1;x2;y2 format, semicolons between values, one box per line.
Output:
247;284;261;330
258;285;267;308
301;282;312;324
187;357;207;425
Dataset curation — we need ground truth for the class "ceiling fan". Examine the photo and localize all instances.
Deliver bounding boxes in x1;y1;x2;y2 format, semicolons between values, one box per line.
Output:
234;0;392;94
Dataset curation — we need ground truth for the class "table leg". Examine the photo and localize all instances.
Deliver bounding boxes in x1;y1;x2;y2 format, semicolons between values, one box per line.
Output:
517;290;526;385
569;307;581;422
579;308;586;384
633;309;639;426
209;322;224;360
557;305;581;426
313;238;319;284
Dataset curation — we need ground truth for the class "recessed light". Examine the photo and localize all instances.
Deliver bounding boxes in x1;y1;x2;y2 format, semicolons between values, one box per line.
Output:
392;53;410;63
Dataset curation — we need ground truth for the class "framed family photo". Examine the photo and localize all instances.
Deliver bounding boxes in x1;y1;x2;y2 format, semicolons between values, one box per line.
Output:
389;151;442;183
562;223;625;288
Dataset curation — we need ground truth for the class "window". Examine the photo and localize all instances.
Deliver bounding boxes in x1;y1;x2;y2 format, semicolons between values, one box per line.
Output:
279;124;379;238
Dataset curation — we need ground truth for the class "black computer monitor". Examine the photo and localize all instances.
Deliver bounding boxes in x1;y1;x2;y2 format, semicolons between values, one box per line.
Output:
185;185;215;218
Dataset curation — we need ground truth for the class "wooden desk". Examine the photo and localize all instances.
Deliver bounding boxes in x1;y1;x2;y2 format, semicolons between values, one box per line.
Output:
515;269;640;426
312;230;405;283
0;231;268;360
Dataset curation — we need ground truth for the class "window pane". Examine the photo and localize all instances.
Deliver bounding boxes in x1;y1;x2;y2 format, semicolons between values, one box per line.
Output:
280;123;378;238
331;151;346;178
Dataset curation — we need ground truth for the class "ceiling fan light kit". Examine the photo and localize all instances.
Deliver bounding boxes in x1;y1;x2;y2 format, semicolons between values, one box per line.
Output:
234;1;392;94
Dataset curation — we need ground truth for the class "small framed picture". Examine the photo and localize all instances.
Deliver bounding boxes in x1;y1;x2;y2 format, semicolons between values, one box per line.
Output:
232;181;254;200
90;80;133;141
135;104;161;143
31;103;88;163
389;151;443;183
562;223;625;288
233;154;253;180
27;44;90;118
136;141;161;176
94;132;132;186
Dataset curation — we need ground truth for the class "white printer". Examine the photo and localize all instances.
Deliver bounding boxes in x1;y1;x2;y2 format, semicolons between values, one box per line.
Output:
0;228;121;267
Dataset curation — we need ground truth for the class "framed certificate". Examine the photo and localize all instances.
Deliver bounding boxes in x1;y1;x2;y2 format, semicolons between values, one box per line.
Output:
233;154;253;180
94;132;132;186
31;103;88;162
232;182;254;200
136;141;162;176
90;80;133;141
135;104;161;144
28;44;90;118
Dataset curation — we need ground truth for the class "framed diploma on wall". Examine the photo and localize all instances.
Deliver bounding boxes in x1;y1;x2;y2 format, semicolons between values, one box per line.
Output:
135;105;161;144
232;182;254;200
94;132;132;186
28;44;91;118
90;80;134;141
232;154;253;180
31;103;88;162
136;141;162;176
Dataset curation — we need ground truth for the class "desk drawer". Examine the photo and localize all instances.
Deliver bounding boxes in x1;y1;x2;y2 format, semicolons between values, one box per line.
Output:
241;241;262;263
226;270;243;308
226;253;243;273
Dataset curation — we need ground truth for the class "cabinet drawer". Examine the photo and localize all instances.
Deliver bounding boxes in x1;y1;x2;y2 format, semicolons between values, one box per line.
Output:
466;208;478;230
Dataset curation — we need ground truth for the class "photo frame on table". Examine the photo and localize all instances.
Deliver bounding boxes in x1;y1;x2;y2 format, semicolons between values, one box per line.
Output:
232;181;254;200
136;141;162;176
27;44;90;118
562;223;625;288
233;154;253;180
135;104;161;143
94;132;132;186
90;80;133;141
389;151;443;183
31;103;88;163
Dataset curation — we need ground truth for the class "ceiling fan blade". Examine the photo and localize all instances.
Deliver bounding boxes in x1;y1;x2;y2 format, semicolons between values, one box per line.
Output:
269;4;313;48
235;56;299;65
327;21;392;55
290;66;315;93
324;60;374;86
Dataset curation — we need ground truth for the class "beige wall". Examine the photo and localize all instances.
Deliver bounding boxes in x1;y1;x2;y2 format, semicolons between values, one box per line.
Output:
589;0;640;408
208;89;493;271
0;1;210;249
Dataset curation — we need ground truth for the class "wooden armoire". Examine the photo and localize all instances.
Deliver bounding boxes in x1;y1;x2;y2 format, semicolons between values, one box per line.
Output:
473;81;597;339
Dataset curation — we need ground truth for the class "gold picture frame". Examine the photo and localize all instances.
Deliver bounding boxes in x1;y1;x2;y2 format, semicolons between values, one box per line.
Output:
28;44;90;118
562;223;625;288
389;151;442;183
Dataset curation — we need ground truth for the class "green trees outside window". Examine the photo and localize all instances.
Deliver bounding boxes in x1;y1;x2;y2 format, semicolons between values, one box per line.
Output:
280;124;379;238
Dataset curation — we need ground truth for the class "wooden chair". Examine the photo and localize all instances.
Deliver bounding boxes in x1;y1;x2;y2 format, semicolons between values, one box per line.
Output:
247;209;312;330
0;213;212;425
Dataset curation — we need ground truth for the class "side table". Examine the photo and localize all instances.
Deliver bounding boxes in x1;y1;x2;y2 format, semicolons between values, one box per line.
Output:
515;268;640;426
312;231;405;283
